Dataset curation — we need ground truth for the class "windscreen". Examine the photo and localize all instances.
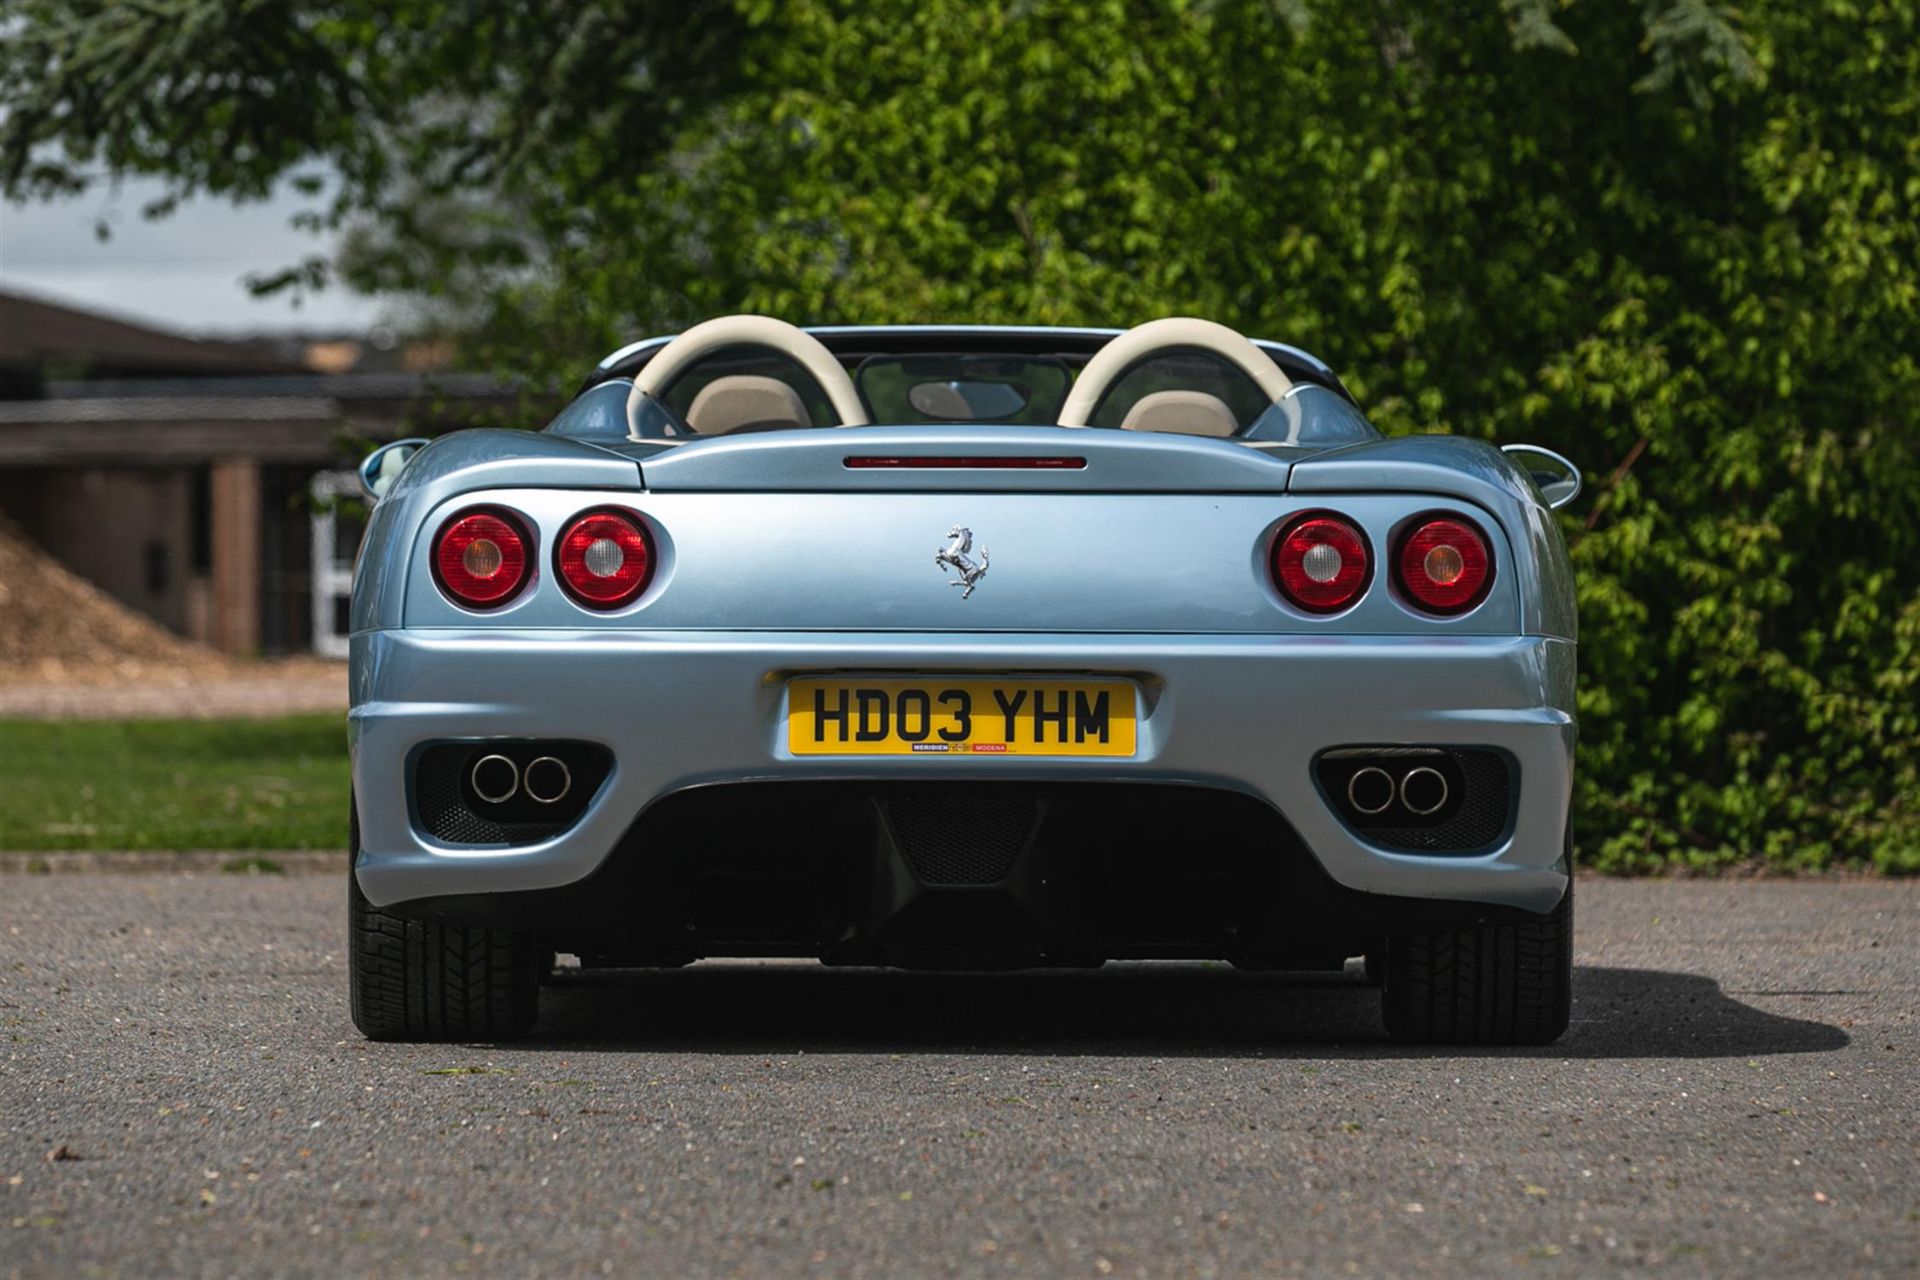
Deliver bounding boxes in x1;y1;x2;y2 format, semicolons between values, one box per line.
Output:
855;355;1073;425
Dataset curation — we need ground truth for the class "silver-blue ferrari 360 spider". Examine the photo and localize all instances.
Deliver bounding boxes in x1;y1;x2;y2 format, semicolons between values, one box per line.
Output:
347;316;1582;1045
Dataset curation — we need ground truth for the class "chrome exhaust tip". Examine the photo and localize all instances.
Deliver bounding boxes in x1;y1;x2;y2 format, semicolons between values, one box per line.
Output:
1400;766;1450;816
470;753;520;804
1346;766;1396;816
523;756;573;805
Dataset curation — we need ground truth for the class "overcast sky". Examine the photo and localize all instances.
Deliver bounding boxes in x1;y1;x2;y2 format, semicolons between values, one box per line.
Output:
0;176;386;337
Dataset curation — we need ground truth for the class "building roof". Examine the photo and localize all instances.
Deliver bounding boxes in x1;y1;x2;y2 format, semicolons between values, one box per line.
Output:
0;396;339;425
0;371;529;466
0;289;528;463
0;289;301;381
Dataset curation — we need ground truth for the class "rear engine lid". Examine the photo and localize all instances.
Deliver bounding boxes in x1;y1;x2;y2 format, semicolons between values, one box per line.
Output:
627;426;1295;493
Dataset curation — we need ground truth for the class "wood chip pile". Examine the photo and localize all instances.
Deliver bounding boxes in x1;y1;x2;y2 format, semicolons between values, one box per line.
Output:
0;510;232;683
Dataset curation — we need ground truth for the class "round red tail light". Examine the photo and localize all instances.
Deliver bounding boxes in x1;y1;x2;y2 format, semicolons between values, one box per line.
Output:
1272;513;1371;613
556;508;654;608
1396;516;1493;614
433;508;531;608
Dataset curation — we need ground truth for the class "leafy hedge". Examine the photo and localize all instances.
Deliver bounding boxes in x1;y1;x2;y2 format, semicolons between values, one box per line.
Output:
8;0;1917;869
487;0;1920;872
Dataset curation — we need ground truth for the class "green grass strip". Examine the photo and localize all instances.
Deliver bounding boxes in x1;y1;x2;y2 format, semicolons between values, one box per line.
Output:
0;715;348;851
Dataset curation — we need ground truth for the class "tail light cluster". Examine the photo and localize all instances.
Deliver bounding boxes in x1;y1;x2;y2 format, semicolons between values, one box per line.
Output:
431;505;655;611
1395;516;1492;613
1272;513;1371;613
555;508;654;608
1270;510;1493;616
433;509;531;607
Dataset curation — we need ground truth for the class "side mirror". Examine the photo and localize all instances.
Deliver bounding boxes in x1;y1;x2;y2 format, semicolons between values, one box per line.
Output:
1501;444;1582;511
358;438;428;502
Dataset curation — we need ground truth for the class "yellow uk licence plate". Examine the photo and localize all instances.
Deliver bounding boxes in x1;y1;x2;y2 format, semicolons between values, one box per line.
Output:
788;677;1137;757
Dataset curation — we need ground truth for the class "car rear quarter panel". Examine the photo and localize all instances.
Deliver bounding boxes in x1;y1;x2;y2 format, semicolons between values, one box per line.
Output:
352;430;641;634
1288;436;1575;640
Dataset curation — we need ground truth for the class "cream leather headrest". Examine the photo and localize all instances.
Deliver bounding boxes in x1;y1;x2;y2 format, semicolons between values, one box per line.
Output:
685;375;811;434
1057;316;1290;427
1118;389;1239;437
629;314;869;427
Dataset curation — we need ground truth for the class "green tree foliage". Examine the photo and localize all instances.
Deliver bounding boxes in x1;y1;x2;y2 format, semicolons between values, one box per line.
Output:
5;0;1917;871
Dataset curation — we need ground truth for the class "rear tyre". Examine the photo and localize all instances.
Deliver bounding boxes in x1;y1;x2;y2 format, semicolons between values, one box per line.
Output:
1380;879;1572;1046
348;803;541;1042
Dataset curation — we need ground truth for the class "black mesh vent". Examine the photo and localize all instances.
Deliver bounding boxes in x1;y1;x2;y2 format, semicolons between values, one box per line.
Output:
413;743;610;846
1315;747;1513;854
887;793;1039;885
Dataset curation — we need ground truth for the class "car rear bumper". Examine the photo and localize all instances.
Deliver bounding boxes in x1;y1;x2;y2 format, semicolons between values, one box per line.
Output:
349;628;1575;917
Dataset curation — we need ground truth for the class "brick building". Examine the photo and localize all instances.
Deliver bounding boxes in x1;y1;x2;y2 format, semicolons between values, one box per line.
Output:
0;290;517;656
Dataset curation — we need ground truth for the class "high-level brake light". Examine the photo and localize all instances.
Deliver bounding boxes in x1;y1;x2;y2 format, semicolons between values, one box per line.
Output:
843;456;1087;469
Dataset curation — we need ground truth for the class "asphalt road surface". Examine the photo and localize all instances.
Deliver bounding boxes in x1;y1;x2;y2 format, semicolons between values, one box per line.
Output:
2;874;1914;1278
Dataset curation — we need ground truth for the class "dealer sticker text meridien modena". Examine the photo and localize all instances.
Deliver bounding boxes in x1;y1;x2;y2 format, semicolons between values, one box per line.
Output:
787;677;1138;757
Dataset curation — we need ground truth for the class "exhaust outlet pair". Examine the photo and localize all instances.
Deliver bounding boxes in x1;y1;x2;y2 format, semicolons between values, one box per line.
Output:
1345;765;1449;817
470;754;572;805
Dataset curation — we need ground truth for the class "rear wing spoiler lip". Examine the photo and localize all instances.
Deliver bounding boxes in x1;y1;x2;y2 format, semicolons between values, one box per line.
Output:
1287;435;1536;505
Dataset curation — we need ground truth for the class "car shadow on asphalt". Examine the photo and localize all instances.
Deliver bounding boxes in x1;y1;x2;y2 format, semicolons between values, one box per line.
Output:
515;963;1849;1059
